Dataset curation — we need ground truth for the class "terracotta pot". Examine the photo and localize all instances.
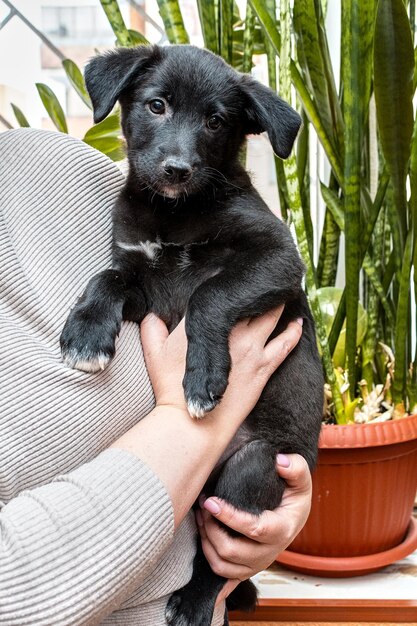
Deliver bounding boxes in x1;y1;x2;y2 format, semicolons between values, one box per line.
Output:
277;413;417;577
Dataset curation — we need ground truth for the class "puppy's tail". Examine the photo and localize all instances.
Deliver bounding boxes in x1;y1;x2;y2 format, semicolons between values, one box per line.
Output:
225;579;257;612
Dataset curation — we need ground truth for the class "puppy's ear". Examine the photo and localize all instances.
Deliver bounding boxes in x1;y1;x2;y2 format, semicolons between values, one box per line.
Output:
240;75;301;159
85;45;161;123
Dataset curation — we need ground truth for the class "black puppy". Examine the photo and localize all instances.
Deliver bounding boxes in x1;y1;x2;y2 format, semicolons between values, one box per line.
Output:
60;44;323;625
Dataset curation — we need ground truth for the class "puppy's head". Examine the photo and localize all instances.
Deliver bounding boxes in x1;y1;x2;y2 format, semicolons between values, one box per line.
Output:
85;45;301;200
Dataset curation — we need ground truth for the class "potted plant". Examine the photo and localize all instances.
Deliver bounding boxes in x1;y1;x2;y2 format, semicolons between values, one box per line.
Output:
248;0;417;575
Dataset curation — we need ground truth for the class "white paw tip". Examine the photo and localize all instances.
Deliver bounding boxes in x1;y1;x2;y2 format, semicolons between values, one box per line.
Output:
187;399;214;419
62;351;110;373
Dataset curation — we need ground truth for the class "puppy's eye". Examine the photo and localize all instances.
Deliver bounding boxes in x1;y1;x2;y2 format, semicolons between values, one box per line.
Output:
148;99;166;115
207;115;222;130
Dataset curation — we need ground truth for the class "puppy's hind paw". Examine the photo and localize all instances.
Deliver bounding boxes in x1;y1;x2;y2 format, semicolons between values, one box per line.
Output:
165;595;189;626
166;591;213;626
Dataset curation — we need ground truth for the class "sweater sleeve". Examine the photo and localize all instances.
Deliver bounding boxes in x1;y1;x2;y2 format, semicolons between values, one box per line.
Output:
0;448;174;625
0;129;182;624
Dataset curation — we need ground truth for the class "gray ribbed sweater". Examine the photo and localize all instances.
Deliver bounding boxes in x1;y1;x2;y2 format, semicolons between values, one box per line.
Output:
0;129;224;626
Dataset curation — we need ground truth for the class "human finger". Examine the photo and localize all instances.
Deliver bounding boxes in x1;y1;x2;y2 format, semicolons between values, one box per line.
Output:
263;319;303;367
246;304;285;339
201;497;274;543
140;313;169;363
275;453;312;495
200;530;253;579
200;510;270;566
228;306;284;345
214;579;240;608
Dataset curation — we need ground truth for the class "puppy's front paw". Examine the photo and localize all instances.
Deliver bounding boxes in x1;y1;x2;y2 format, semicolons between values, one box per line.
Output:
183;367;228;419
60;307;118;373
166;589;213;626
61;346;111;373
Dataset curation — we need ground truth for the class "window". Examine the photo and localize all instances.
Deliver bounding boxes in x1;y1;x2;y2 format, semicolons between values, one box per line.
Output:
41;5;113;43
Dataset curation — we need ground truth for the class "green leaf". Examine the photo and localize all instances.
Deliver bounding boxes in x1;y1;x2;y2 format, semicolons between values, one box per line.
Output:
293;0;343;155
362;205;386;390
62;59;92;110
392;230;414;409
326;172;389;359
278;0;345;423
83;113;124;161
410;98;417;407
242;1;255;73
100;0;133;47
345;398;360;423
342;0;362;397
83;113;121;141
84;136;125;161
357;1;376;129
156;0;190;44
317;171;341;288
36;83;68;133
249;0;344;186
264;0;277;88
197;0;219;53
374;0;414;251
230;26;266;49
11;103;30;127
220;0;234;64
321;182;394;325
127;29;149;45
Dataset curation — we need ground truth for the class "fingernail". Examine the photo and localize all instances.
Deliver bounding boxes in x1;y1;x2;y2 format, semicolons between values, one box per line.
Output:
203;498;221;515
296;317;304;326
195;509;203;527
277;453;291;467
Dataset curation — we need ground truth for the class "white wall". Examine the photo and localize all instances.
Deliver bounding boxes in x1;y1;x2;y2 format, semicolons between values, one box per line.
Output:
0;1;46;127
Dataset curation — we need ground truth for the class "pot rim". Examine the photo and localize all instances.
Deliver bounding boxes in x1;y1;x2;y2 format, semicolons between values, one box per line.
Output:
319;412;417;449
277;517;417;577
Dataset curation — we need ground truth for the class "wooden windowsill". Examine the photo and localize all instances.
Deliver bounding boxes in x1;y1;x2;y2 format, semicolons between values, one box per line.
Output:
230;548;417;623
230;599;417;622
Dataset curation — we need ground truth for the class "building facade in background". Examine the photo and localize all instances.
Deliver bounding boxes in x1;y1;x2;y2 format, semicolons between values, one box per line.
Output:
0;0;279;209
0;0;203;134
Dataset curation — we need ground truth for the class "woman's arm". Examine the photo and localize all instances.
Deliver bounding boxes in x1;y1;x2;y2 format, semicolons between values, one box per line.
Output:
0;307;301;625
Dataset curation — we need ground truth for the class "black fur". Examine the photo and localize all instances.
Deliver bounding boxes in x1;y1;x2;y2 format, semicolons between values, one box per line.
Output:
60;45;323;625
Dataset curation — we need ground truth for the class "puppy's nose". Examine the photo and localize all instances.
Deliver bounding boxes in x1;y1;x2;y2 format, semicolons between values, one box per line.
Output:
163;158;193;183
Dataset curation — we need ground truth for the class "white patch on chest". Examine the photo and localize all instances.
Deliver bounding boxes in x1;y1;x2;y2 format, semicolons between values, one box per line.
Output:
116;237;210;266
116;240;162;260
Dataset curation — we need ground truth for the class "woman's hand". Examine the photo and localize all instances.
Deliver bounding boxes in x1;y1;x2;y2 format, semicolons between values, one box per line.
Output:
140;307;304;423
195;454;312;606
115;309;304;528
